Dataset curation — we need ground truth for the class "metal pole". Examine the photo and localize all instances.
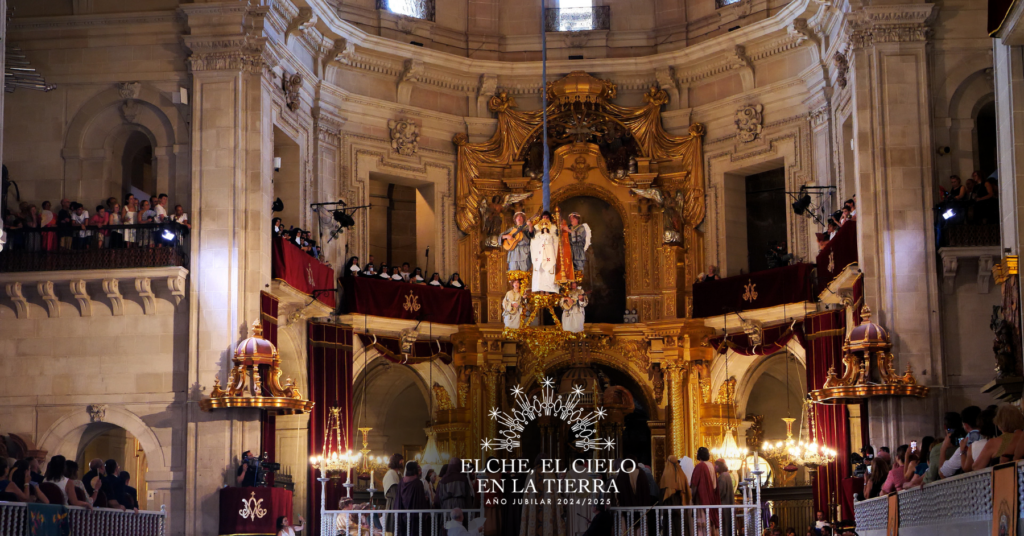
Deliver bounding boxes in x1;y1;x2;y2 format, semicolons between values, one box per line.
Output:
318;476;329;536
540;0;550;211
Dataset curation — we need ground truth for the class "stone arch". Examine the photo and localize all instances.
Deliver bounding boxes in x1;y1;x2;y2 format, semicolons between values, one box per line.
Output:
708;339;806;419
61;84;184;203
550;182;629;224
37;405;167;473
276;322;310;397
524;351;661;420
946;69;995;178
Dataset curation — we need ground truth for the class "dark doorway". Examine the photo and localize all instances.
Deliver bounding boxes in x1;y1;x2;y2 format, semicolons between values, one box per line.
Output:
745;168;787;273
557;196;626;323
977;101;997;180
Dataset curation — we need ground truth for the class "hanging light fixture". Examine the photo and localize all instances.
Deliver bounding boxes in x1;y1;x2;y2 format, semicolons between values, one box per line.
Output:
416;323;448;472
711;330;747;470
310;407;362;498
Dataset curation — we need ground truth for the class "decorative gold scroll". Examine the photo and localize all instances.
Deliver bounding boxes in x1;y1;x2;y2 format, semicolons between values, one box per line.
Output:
453;71;706;233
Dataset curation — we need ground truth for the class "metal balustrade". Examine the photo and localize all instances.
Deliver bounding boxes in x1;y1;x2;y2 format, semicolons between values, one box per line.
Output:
854;464;1014;536
322;507;483;536
610;504;759;536
0;502;166;536
0;223;189;272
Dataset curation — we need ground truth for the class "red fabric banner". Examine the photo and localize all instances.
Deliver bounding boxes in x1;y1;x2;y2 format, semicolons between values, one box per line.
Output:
307;321;354;536
272;237;336;308
802;310;850;519
345;276;474;324
259;291;280;487
218;487;292;535
817;221;858;294
692;263;815;318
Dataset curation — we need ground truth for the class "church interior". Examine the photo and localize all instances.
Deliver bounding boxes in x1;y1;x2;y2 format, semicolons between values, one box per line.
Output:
0;0;1021;535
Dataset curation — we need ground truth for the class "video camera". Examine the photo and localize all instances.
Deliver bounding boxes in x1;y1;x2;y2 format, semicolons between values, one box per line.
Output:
244;452;281;487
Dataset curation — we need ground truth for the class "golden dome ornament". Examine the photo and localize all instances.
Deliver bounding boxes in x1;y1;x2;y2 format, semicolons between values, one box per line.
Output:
808;306;928;403
199;320;315;413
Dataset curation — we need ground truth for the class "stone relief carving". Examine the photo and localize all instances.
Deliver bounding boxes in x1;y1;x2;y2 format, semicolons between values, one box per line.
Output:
388;119;420;156
118;81;142;123
834;51;849;89
284;7;317;44
87;404;108;423
282;72;302;111
735;104;763;143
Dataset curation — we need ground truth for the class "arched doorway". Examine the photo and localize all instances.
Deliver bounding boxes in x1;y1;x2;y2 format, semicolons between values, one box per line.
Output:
976;101;996;179
75;423;149;509
520;362;651;466
352;358;431;480
121;130;154;196
556;196;626;323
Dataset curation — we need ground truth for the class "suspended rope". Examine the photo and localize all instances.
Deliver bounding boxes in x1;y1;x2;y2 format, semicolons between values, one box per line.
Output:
540;3;550;210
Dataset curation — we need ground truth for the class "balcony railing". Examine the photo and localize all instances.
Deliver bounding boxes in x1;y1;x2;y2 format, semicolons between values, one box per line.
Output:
854;464;1009;536
0;502;166;536
0;223;189;273
544;6;611;32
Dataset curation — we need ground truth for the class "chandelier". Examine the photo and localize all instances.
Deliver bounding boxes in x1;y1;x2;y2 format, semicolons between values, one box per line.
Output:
761;417;799;466
712;429;749;471
310;407;362;497
357;427;389;495
415;427;450;472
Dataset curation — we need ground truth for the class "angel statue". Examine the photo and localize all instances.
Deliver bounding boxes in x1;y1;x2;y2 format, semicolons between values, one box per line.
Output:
502;279;525;329
563;212;592;272
631;187;685;244
481;192;534;248
560;281;588;333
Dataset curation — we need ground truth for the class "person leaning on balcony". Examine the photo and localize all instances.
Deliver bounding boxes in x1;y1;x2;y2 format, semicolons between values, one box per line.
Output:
64;460;95;508
973;404;1024;468
5;466;49;504
171;205;190;230
57;198;73;250
925;412;963;484
961;407;996;473
862;456;889;499
881;444;908;493
973;173;999;224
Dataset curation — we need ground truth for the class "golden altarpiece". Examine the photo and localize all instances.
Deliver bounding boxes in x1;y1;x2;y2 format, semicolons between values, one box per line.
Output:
412;72;741;477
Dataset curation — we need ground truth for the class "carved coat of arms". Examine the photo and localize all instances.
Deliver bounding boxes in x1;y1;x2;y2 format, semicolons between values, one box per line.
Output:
735;104;763;143
388;119;420;156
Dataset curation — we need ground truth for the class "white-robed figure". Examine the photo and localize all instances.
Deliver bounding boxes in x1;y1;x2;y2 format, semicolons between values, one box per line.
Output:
502;279;525;328
565;212;592;272
560;282;587;332
531;211;559;293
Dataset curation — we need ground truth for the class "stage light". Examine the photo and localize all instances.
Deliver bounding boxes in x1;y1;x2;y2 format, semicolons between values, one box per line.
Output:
332;210;356;228
791;193;812;216
943;208;955;220
161;229;175;241
272;198;284;212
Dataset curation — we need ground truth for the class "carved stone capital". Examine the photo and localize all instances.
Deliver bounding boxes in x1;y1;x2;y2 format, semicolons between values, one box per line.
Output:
70;279;92;317
37;281;60;318
848;5;936;49
135;277;156;315
5;282;27;319
181;4;269;73
103;278;124;316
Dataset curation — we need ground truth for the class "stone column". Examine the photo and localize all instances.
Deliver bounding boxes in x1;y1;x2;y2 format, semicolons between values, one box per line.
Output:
993;36;1024;332
181;4;274;535
312;105;345;267
848;4;942;446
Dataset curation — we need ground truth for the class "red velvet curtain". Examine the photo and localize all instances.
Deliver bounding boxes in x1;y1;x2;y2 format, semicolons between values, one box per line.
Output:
307;321;355;536
272;237;337;308
259;291;280;487
802;310;850;519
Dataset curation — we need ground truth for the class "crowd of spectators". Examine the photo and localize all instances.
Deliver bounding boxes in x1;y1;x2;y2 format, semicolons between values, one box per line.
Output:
816;197;856;251
0;454;139;511
937;171;999;225
857;403;1024;501
1;192;189;251
341;255;467;290
272;217;322;260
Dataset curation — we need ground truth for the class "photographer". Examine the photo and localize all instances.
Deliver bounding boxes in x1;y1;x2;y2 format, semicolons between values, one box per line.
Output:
237;450;258;487
765;241;794;270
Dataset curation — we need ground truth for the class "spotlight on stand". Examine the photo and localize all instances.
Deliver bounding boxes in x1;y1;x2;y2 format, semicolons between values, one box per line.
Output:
332;210;356;229
161;228;175;241
942;208;955;220
272;198;284;212
791;188;812;216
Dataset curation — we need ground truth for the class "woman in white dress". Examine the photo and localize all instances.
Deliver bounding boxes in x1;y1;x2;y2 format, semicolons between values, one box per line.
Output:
121;194;138;245
530;211;559;293
502;279;525;329
560;281;587;332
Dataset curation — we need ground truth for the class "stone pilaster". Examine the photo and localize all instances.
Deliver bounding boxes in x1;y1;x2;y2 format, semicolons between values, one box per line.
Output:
181;3;273;535
847;4;942;446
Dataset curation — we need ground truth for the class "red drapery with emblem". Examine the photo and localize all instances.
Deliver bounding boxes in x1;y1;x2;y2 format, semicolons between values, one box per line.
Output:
259;291;280;487
692;263;815;318
817;221;858;295
344;277;474;324
272;237;336;308
307;321;354;536
800;310;850;519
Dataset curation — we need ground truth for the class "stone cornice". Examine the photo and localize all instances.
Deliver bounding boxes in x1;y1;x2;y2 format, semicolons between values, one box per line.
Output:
8;10;184;32
304;0;819;90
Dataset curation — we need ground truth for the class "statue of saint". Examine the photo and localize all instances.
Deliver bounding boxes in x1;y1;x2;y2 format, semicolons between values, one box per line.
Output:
502;279;525;329
530;211;559;293
564;212;591;272
500;212;534;272
560;282;588;333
